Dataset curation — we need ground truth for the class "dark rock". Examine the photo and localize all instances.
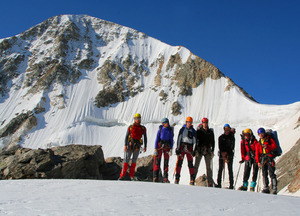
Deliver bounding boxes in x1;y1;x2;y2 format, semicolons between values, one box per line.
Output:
0;145;156;182
101;155;156;182
159;90;168;102
78;58;95;70
94;85;125;108
135;155;155;181
277;138;300;193
0;111;36;138
171;101;182;116
0;54;25;96
101;157;122;180
0;144;105;180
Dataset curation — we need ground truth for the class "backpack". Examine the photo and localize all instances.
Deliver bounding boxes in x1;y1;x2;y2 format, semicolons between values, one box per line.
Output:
240;130;256;159
265;129;282;157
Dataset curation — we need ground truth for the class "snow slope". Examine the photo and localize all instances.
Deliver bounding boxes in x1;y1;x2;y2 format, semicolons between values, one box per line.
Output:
0;180;299;216
0;15;299;193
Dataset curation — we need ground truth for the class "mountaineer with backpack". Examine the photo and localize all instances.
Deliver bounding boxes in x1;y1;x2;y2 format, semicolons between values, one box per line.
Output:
256;127;278;194
153;118;174;183
174;116;196;185
238;128;259;191
119;113;147;181
193;118;215;187
216;124;235;189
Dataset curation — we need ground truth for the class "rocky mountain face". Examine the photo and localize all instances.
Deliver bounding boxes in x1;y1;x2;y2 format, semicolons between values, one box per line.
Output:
277;139;300;193
0;15;242;108
0;15;299;194
0;14;257;149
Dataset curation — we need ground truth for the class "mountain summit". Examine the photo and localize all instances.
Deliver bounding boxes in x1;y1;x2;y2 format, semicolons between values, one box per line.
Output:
0;14;300;194
0;14;299;152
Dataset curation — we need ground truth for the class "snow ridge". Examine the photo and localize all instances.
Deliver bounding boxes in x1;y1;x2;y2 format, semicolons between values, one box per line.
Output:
0;15;299;193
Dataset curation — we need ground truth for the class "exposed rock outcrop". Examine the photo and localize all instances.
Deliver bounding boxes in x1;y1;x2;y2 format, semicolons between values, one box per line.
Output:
102;155;156;181
171;101;182;116
168;53;223;96
0;145;155;182
0;145;105;180
277;139;300;193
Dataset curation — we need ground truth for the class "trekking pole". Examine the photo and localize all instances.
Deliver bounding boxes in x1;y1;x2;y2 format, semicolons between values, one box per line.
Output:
233;163;242;190
222;157;226;186
257;168;261;192
173;155;179;179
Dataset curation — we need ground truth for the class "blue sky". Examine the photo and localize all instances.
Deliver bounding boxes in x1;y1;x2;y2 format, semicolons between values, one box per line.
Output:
1;0;299;104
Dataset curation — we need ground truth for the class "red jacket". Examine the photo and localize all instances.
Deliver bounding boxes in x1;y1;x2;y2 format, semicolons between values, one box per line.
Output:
255;136;277;163
125;123;147;147
241;138;259;161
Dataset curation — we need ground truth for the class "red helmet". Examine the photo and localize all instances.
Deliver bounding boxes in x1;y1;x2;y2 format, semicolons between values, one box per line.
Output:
202;118;208;123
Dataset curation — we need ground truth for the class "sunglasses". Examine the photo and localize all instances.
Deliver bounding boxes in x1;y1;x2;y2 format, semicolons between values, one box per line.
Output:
163;122;169;124
134;117;141;120
202;122;208;123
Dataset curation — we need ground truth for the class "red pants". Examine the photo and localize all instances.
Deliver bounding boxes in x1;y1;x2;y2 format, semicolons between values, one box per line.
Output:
175;144;195;178
153;143;170;179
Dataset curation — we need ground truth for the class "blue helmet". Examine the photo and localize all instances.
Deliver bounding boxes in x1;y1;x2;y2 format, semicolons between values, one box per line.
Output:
224;123;231;129
257;128;265;134
161;118;169;124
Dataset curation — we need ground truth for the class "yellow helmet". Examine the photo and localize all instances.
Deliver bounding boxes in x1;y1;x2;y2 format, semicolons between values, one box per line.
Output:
243;128;252;134
134;113;141;118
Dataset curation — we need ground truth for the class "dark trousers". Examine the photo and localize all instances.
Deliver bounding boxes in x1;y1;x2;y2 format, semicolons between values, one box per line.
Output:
262;160;277;192
243;159;259;183
217;156;233;188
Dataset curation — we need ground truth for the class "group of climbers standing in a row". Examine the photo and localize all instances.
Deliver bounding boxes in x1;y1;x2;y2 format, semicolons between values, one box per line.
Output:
118;113;279;194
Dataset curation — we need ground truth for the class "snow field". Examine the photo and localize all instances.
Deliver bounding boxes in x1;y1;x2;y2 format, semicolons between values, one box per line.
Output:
0;180;299;216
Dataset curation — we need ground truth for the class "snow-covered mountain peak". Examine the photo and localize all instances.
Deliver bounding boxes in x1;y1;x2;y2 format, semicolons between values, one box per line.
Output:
0;14;299;165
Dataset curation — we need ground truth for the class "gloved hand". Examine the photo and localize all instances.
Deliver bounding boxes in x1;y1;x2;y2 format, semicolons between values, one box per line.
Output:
143;147;147;153
124;146;128;152
210;154;214;159
153;149;158;156
168;149;173;156
175;148;181;156
239;160;244;164
258;162;262;168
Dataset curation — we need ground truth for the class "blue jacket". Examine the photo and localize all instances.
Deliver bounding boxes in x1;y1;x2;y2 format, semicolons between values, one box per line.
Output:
154;125;174;149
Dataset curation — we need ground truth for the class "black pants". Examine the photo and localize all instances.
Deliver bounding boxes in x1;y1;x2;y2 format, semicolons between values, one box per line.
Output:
262;160;277;192
217;156;233;188
243;159;258;183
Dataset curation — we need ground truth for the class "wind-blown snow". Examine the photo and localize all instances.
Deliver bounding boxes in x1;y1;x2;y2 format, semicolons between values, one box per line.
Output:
0;180;299;216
